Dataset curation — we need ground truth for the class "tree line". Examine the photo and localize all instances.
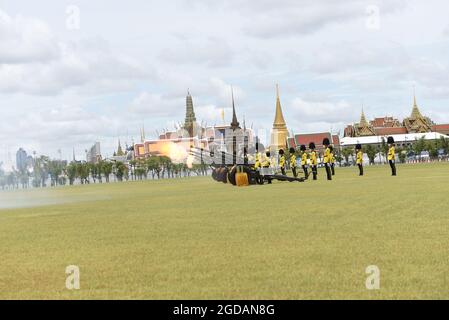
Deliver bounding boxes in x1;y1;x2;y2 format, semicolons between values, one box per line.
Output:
0;155;209;190
338;136;449;166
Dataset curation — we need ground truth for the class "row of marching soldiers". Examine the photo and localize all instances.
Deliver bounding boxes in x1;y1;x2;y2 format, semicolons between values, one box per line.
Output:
354;136;397;177
253;136;398;179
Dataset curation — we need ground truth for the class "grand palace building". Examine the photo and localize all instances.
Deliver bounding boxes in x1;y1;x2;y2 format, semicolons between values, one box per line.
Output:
340;95;449;149
343;95;449;138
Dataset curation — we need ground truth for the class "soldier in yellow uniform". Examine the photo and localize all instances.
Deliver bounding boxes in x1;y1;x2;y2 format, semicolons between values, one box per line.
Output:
262;150;272;184
387;136;397;176
289;147;298;178
262;151;271;168
254;152;261;169
329;145;336;176
309;142;318;180
356;143;363;176
322;138;332;180
278;149;286;175
300;145;308;179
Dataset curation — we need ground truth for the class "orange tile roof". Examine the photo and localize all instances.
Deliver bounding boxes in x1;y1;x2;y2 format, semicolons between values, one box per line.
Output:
374;127;408;135
432;124;449;130
295;132;332;148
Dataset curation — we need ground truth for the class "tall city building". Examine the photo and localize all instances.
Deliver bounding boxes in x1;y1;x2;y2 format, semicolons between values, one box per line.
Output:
16;148;28;172
86;142;101;163
270;84;289;152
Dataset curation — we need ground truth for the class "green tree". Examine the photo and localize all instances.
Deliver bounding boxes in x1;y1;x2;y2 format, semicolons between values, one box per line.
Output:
33;155;50;187
414;137;426;160
159;156;172;178
363;145;377;165
426;141;439;160
146;156;161;179
18;169;30;188
335;152;343;167
48;160;64;186
379;137;388;163
341;147;354;165
66;162;78;185
396;147;407;164
7;171;18;189
89;163;98;183
77;162;90;184
0;163;6;190
101;161;113;183
129;160;137;180
438;136;449;155
114;161;128;181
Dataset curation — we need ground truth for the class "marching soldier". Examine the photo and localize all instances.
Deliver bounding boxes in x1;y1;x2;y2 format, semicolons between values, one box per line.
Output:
289;147;298;178
278;149;286;175
323;138;332;180
300;145;308;179
309;142;318;180
329;145;336;176
387;136;397;176
356;144;363;176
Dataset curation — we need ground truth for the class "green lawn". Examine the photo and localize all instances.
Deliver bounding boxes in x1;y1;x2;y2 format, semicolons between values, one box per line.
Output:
1;163;449;299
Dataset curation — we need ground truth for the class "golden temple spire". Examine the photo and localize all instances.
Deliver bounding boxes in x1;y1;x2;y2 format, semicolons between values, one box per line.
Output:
273;84;287;129
270;84;289;152
360;107;368;126
411;90;423;119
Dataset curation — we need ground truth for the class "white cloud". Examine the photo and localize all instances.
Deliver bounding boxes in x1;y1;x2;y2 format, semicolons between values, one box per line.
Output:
159;37;234;67
0;10;150;95
290;97;357;124
1;0;449;166
129;92;184;117
0;10;59;63
444;25;449;36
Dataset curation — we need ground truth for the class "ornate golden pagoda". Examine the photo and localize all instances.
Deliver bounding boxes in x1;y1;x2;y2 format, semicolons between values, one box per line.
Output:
403;94;432;133
355;108;376;136
270;84;289;152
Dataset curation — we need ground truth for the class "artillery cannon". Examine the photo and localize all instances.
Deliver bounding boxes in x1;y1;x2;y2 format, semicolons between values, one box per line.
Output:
189;147;305;186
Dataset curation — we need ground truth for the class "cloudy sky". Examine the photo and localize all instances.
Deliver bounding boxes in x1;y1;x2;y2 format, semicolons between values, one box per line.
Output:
1;0;449;168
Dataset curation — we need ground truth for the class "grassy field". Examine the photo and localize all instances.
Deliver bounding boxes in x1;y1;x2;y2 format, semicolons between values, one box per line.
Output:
1;163;449;300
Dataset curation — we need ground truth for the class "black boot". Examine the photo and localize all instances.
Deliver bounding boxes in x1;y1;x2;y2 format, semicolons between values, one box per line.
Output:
292;167;297;178
325;163;332;180
389;160;397;176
